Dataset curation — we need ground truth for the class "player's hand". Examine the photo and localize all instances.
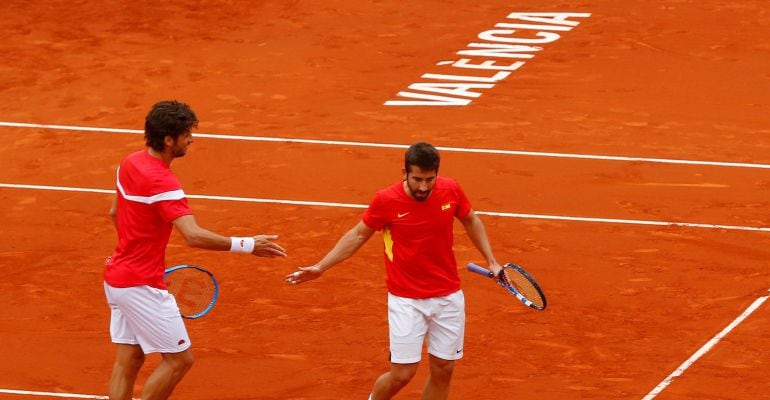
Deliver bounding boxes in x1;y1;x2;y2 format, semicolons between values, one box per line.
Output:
285;266;322;285
251;235;287;258
488;261;503;279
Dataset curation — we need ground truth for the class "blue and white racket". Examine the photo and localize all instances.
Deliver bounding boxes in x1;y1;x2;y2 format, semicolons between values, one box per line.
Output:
164;264;219;319
467;263;547;311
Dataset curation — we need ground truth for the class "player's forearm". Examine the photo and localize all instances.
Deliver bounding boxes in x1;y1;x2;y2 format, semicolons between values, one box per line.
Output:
173;214;241;251
182;227;231;251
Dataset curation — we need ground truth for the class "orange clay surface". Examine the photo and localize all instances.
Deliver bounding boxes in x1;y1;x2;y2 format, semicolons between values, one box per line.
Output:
1;1;769;399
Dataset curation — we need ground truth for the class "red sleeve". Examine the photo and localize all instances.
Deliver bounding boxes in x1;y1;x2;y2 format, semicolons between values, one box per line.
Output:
152;170;193;223
157;198;193;223
361;192;388;231
454;181;472;219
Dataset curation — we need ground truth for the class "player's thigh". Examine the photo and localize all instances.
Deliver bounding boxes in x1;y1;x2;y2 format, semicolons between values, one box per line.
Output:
105;282;141;345
106;283;191;354
427;290;465;360
388;293;430;364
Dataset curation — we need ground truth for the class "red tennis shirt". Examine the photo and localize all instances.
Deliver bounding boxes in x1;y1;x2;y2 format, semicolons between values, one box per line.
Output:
361;176;472;299
104;150;193;289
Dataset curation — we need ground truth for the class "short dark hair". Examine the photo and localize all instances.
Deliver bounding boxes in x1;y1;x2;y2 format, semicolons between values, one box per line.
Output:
405;142;440;173
144;100;199;151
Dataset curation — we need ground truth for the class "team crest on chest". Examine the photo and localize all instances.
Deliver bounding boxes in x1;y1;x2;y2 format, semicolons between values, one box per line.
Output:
441;203;452;211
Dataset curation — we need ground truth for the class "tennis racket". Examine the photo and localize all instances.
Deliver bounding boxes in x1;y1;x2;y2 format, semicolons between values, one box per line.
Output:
467;263;547;310
164;264;219;319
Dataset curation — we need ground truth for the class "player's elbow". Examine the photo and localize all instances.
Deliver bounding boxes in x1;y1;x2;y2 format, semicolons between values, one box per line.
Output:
354;231;370;243
461;212;481;230
352;223;375;243
180;229;207;248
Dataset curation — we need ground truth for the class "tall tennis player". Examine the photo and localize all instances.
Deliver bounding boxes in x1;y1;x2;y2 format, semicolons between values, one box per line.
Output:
286;142;502;400
104;101;287;400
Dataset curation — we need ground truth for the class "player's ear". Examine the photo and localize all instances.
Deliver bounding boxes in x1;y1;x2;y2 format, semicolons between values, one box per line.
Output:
163;135;175;149
401;168;407;181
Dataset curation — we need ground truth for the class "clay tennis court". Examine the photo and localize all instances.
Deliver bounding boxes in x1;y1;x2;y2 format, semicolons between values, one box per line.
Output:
1;1;769;399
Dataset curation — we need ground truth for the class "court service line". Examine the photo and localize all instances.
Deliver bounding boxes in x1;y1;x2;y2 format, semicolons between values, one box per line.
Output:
3;182;770;233
642;291;770;399
2;121;770;170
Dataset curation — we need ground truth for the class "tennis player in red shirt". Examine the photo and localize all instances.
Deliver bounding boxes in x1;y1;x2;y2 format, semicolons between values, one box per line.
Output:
105;101;286;400
286;142;502;400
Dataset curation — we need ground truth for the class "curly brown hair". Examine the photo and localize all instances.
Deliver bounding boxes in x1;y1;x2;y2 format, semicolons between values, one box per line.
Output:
144;100;199;151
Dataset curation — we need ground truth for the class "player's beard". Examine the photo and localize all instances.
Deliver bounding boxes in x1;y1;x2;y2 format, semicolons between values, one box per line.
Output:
407;182;432;202
414;189;431;201
171;141;188;158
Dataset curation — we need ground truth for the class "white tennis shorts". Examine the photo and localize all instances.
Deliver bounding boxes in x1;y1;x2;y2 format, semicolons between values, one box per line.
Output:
388;290;465;364
104;282;191;354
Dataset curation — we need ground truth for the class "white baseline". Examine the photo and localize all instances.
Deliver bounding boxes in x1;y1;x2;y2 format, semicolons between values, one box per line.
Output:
1;121;770;170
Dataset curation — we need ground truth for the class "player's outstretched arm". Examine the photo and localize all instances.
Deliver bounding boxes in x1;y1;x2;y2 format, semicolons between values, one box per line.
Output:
460;210;502;276
172;214;287;258
286;220;374;285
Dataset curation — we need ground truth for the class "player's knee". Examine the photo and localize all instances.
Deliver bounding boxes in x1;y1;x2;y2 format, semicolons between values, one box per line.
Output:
429;358;454;381
167;351;194;373
115;346;145;371
179;351;194;371
128;352;146;369
389;364;418;387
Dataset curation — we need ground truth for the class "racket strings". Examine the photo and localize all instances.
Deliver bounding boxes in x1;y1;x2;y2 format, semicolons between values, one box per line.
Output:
165;269;216;316
503;268;546;309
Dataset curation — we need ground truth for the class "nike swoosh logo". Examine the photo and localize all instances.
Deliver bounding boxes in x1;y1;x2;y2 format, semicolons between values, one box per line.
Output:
397;212;410;218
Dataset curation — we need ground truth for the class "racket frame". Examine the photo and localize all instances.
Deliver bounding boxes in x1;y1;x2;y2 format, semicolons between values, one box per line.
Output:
467;262;547;310
164;264;220;319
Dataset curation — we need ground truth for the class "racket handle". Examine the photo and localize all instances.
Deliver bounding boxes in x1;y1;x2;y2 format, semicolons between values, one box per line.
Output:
467;263;495;278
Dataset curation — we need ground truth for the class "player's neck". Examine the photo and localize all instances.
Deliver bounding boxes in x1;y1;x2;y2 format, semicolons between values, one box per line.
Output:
402;180;414;200
147;147;174;166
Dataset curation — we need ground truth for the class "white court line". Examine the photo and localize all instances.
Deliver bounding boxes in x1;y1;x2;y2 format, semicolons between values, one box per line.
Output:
2;182;770;232
2;121;770;169
0;389;139;400
0;389;112;399
642;291;770;399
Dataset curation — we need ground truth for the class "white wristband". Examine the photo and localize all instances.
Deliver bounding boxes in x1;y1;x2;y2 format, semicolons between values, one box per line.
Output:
230;237;255;253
